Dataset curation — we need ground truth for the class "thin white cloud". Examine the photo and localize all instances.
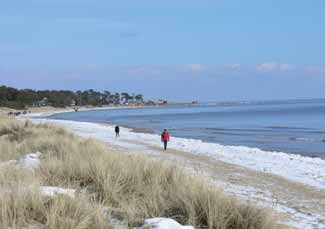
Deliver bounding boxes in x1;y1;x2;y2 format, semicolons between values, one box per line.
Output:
256;62;278;72
256;62;295;73
279;63;295;72
185;64;205;72
224;64;241;71
305;66;325;75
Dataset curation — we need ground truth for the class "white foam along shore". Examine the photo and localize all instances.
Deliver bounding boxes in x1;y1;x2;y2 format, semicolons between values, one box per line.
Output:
27;114;325;190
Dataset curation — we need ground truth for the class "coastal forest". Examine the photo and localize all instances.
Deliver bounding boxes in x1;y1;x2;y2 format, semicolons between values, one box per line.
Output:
0;85;144;109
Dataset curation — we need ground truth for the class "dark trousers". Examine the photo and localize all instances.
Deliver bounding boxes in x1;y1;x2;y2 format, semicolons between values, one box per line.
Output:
163;140;168;150
115;132;119;137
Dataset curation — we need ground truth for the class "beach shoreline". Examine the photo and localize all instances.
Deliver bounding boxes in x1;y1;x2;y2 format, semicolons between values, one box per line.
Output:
0;105;151;117
0;114;278;228
0;102;199;117
17;108;325;228
26;109;325;189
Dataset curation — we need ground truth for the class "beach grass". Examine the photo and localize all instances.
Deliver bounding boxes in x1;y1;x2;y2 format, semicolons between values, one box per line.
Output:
0;162;110;229
0;116;279;228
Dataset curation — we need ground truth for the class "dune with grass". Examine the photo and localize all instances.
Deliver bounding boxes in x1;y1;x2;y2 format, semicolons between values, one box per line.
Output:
0;115;278;228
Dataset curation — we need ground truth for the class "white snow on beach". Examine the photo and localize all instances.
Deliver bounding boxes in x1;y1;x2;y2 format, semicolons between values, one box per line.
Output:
18;152;41;171
0;152;41;171
30;118;325;190
142;218;194;229
40;186;76;198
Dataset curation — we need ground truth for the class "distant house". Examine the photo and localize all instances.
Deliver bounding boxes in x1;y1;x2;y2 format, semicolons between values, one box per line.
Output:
157;100;168;105
105;95;115;104
33;97;49;107
105;96;111;104
70;99;77;106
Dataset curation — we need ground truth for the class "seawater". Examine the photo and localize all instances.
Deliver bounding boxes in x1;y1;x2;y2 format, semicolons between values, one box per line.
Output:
48;99;325;158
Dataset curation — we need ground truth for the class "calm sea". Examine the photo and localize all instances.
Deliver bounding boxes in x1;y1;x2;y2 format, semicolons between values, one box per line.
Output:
48;99;325;158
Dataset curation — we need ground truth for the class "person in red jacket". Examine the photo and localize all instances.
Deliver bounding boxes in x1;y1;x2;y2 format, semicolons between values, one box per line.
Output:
161;129;170;150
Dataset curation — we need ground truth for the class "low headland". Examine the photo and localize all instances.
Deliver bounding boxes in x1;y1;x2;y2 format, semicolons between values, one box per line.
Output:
0;85;197;118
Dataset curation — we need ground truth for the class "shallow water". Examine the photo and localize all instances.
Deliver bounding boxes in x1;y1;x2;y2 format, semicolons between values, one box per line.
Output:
48;99;325;158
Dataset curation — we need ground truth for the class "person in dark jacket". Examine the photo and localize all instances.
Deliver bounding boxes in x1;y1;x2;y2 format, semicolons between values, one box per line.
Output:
115;125;120;137
161;129;170;150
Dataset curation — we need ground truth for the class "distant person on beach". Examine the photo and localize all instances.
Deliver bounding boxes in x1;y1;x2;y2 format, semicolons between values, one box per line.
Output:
161;129;170;150
115;125;120;137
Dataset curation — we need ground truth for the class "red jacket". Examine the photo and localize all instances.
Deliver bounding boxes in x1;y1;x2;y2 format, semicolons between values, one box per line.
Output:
161;132;170;141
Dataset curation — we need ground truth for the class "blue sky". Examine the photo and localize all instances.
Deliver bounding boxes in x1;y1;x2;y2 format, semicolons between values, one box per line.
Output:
1;0;325;101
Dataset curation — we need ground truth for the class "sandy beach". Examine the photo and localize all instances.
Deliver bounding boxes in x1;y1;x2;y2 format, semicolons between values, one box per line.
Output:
18;107;325;229
0;105;147;117
0;108;277;229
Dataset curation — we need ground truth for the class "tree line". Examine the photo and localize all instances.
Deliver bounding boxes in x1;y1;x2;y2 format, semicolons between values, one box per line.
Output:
0;85;144;109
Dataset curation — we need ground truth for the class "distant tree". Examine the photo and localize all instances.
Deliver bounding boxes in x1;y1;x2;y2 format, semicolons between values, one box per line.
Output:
103;91;111;103
135;94;144;103
0;85;145;109
129;93;135;103
121;92;130;104
75;90;83;105
113;93;120;104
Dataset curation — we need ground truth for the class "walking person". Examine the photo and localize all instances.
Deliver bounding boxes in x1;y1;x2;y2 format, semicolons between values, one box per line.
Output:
115;125;120;137
161;129;170;150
